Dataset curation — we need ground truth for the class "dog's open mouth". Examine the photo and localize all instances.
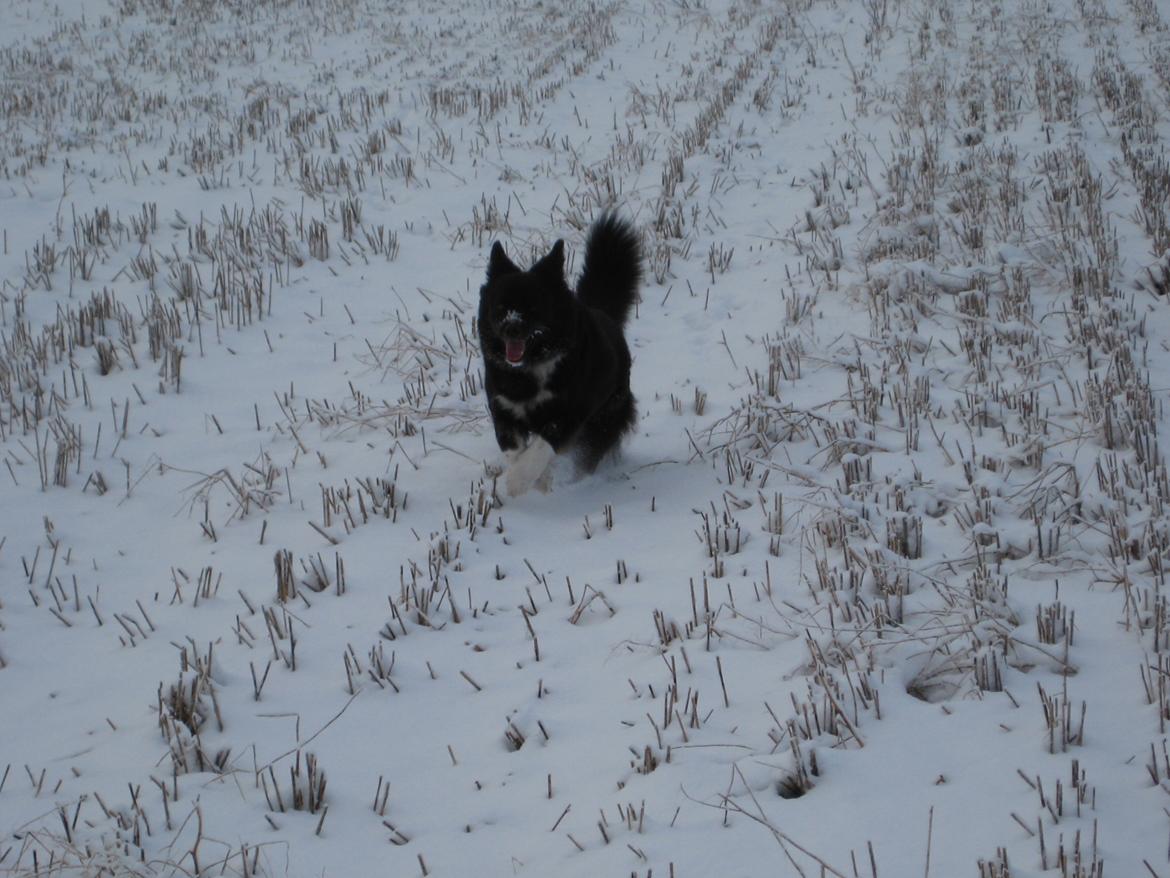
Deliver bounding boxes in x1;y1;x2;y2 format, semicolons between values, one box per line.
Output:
505;339;525;364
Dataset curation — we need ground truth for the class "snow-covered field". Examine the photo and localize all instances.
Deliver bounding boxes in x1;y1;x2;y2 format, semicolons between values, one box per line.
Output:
3;0;1170;874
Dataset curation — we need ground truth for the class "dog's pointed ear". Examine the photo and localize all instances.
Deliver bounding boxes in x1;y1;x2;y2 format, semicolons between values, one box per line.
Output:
487;241;519;280
532;239;565;279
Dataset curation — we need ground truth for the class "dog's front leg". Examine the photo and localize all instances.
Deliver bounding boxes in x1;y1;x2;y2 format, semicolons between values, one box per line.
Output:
504;436;556;497
489;403;524;454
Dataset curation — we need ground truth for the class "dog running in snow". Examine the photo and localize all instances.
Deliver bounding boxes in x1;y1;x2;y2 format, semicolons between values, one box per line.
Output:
478;214;641;496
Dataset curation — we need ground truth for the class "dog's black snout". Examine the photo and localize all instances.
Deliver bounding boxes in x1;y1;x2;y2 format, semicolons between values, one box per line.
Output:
499;308;524;328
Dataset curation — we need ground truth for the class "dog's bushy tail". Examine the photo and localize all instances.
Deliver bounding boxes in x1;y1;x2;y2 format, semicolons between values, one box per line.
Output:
577;214;641;327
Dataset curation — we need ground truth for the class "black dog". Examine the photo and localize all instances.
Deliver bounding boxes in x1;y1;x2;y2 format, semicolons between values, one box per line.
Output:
478;214;641;494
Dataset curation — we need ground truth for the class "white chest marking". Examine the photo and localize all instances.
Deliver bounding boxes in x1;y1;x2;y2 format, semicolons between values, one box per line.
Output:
495;354;562;418
528;354;562;382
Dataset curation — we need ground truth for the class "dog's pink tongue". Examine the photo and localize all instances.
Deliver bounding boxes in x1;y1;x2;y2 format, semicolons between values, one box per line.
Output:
506;340;525;363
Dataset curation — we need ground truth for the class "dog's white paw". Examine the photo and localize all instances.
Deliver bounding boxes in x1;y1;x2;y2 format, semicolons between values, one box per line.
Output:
505;438;556;497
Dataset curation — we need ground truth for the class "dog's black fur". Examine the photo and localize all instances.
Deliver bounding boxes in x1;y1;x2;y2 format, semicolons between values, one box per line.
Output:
478;214;641;472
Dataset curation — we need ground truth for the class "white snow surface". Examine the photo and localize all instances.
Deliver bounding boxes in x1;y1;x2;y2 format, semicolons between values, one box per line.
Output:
1;0;1170;875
